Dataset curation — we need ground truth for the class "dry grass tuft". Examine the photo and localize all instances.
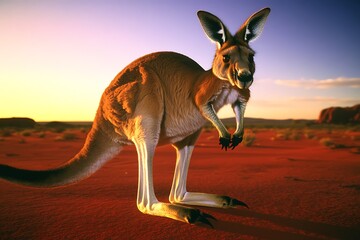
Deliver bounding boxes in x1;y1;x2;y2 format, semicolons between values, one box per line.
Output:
319;138;334;147
37;132;46;138
242;130;256;147
319;137;346;149
55;132;78;141
273;129;302;141
304;130;317;139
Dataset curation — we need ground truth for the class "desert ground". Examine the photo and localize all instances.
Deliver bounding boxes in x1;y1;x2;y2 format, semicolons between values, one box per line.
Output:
0;125;360;240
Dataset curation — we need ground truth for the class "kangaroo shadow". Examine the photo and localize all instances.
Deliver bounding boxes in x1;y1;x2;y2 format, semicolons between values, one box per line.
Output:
199;208;360;240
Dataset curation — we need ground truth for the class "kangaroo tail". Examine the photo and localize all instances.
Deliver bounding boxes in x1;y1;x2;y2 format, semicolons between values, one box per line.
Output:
0;127;121;188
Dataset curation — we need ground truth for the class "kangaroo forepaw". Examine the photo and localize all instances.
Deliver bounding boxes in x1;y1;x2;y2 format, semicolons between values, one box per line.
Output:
230;135;243;150
219;137;231;151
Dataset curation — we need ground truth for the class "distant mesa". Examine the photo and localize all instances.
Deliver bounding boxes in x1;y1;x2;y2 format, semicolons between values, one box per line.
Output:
44;121;73;129
0;117;36;128
318;104;360;124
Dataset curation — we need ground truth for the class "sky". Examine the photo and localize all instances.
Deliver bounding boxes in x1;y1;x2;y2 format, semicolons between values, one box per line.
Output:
0;0;359;121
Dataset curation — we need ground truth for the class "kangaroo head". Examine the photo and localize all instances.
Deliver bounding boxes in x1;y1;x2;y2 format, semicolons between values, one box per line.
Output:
198;8;270;89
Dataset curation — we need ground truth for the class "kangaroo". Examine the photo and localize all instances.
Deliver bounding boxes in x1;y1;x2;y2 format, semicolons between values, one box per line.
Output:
0;8;270;226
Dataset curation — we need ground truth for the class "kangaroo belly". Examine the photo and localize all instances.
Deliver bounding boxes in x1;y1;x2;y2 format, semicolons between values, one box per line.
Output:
159;104;205;145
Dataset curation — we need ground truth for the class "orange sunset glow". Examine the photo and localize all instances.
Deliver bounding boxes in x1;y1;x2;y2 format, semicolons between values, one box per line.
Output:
1;0;358;121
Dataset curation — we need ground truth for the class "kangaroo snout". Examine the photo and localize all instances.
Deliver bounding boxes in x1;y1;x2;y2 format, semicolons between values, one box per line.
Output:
236;70;253;89
237;71;253;83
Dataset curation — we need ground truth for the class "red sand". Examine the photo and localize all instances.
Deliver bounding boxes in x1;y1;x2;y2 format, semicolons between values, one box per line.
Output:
1;129;360;239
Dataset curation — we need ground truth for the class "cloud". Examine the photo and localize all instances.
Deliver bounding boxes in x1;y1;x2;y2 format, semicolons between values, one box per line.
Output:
275;77;360;89
251;97;360;107
288;96;359;104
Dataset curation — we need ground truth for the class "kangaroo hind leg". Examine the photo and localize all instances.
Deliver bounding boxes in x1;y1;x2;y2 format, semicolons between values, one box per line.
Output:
169;130;248;209
131;120;214;227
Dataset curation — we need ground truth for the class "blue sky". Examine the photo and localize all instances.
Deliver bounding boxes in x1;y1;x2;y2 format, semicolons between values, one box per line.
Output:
0;0;359;121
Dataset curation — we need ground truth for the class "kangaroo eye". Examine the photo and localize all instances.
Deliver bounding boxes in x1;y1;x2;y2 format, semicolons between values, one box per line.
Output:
222;55;230;63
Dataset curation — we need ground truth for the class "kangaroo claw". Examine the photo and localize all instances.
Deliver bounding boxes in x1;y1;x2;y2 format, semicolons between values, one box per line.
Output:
201;212;217;221
221;196;249;209
230;198;249;208
186;209;216;228
195;212;216;228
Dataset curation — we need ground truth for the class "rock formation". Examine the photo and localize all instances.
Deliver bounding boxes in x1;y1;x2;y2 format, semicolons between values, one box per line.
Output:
0;117;36;128
318;104;360;124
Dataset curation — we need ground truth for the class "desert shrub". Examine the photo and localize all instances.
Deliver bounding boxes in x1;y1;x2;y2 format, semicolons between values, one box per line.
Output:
53;128;65;133
242;130;256;147
274;129;303;141
21;130;33;137
320;138;334;147
37;132;46;138
80;128;89;133
55;132;77;141
274;129;291;140
0;129;13;137
274;132;285;140
19;138;26;144
304;130;316;139
319;138;345;149
290;131;302;140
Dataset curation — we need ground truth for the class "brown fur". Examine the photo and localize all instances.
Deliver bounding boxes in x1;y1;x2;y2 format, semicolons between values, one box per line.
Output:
193;70;224;107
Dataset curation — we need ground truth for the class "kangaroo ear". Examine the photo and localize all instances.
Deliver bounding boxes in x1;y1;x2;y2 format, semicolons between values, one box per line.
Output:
236;8;270;43
197;11;231;48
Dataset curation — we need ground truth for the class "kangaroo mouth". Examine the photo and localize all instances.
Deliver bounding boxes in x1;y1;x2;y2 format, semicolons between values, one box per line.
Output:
227;69;253;89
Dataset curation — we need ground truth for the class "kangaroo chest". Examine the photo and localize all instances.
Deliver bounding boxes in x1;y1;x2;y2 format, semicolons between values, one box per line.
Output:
212;87;244;111
160;87;246;145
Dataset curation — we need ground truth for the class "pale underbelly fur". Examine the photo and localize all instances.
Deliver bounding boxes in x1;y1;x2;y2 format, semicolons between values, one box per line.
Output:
160;104;206;144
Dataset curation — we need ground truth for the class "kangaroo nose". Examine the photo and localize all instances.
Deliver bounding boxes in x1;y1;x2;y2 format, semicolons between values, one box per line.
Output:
237;71;253;83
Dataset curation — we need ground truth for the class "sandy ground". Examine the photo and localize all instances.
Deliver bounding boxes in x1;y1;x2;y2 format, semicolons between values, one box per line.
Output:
0;128;360;240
